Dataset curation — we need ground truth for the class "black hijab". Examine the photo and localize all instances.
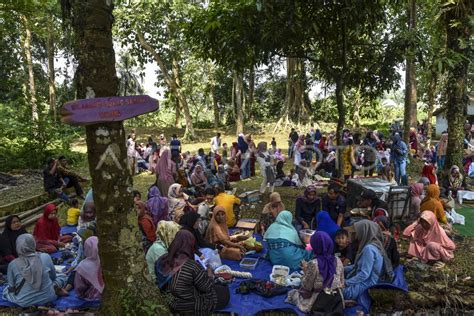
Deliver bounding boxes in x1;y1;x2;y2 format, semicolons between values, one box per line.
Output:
0;215;27;257
178;212;214;251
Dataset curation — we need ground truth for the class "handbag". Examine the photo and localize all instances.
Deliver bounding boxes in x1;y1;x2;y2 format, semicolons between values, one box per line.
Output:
311;288;344;316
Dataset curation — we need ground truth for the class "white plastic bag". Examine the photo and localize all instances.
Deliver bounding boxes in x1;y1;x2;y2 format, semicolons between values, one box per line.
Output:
199;248;222;269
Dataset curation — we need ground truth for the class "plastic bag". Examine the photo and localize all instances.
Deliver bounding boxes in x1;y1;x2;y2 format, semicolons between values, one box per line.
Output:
199;248;222;269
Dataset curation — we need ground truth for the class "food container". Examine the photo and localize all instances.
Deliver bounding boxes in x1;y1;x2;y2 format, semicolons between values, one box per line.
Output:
298;229;315;244
270;265;290;286
239;257;259;270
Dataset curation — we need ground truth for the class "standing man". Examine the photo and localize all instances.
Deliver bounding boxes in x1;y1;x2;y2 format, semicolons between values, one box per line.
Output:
288;128;299;158
210;132;221;154
391;133;408;185
170;134;182;164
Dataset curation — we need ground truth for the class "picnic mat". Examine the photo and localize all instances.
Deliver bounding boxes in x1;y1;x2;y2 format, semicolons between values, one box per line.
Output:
220;233;408;316
0;226;101;311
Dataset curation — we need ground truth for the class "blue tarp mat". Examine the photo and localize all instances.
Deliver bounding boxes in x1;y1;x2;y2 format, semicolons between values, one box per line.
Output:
0;226;101;311
218;233;304;316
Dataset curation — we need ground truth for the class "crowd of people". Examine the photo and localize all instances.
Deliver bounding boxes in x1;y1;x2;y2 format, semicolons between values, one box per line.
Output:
4;122;469;313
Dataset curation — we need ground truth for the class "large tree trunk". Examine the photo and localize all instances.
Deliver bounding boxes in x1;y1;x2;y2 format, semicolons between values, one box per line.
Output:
335;77;345;176
71;1;153;314
233;70;244;135
286;58;308;123
136;32;196;139
444;0;472;171
211;84;219;128
47;28;57;122
247;66;255;121
21;15;38;123
426;68;438;140
403;0;417;143
174;97;181;128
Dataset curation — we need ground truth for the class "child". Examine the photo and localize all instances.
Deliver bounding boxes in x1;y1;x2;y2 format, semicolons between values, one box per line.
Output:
67;198;81;226
378;157;391;181
222;143;229;163
334;229;356;266
271;137;277;153
133;190;141;205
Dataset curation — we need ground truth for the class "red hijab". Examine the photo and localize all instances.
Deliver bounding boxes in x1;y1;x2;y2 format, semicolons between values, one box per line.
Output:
33;204;61;241
422;164;437;184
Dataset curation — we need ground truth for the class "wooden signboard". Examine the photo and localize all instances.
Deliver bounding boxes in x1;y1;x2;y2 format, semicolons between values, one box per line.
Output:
60;95;158;125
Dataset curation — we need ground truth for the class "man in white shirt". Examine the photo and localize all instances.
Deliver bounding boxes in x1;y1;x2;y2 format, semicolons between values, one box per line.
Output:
210;132;221;154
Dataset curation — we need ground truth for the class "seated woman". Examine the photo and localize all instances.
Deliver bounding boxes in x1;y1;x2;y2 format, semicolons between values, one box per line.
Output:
0;215;27;274
206;206;245;261
168;184;190;223
410;183;424;221
33;204;71;253
179;212;215;255
343;220;394;301
403;211;455;267
155;230;229;315
226;159;240;182
286;231;344;314
146;186;169;226
315;211;340;240
3;234;67;307
146;221;181;280
274;148;285;162
295;185;321;230
191;164;208;192
373;216;400;267
78;201;97;231
421;164;437;185
257;192;285;234
136;202;156;253
441;165;466;198
264;211;313;271
420;184;448;225
74;236;104;300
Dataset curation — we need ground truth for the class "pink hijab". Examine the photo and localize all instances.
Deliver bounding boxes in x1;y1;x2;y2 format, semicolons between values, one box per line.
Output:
403;211;455;262
411;183;424;198
76;236;104;293
156;148;175;182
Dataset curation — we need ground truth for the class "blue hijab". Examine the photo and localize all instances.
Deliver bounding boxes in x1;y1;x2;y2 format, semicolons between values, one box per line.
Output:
316;211;340;239
314;129;322;141
237;135;248;153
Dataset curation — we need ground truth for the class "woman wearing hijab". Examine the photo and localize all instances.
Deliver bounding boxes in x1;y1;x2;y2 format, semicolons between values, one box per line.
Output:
168;183;189;223
264;211;313;270
238;134;250;179
33;204;70;253
0;215;27;273
226;159;241;182
373;216;400;267
441;165;466;198
343;220;394;301
206;207;245;261
256;142;275;194
421;164;438;185
420;184;447;225
295;185;321;230
403;211;455;266
436;132;448;170
136;202;156;253
286;231;344;313
156;230;229;315
179;212;215;254
74;236;104;300
315;211;340;240
294;135;306;166
146;186;169;226
258;192;285;234
274;149;285;162
3;234;66;307
156;147;177;197
146;221;181;280
191;164;208;192
410;183;424;221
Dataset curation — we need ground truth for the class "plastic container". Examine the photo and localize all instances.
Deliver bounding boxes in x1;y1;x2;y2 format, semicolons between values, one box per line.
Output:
239;257;259;270
270;265;290;286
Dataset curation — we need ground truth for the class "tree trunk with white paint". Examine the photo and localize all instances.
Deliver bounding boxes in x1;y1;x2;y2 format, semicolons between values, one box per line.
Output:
71;0;159;314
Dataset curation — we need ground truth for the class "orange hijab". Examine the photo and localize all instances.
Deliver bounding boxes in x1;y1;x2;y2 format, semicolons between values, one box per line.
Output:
420;184;447;224
205;206;229;244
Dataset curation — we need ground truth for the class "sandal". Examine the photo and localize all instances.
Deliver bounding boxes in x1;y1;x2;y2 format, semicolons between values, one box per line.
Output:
433;262;446;269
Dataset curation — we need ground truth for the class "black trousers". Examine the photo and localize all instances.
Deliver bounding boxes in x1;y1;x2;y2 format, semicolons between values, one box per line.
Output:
64;176;84;196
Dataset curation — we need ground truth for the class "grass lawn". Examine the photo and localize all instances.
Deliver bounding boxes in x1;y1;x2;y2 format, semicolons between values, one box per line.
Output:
454;205;474;237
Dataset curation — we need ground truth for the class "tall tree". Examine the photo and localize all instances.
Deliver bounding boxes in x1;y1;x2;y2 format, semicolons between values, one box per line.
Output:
443;0;473;170
20;14;38;123
115;0;196;139
62;0;163;313
47;24;56;121
403;0;418;142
